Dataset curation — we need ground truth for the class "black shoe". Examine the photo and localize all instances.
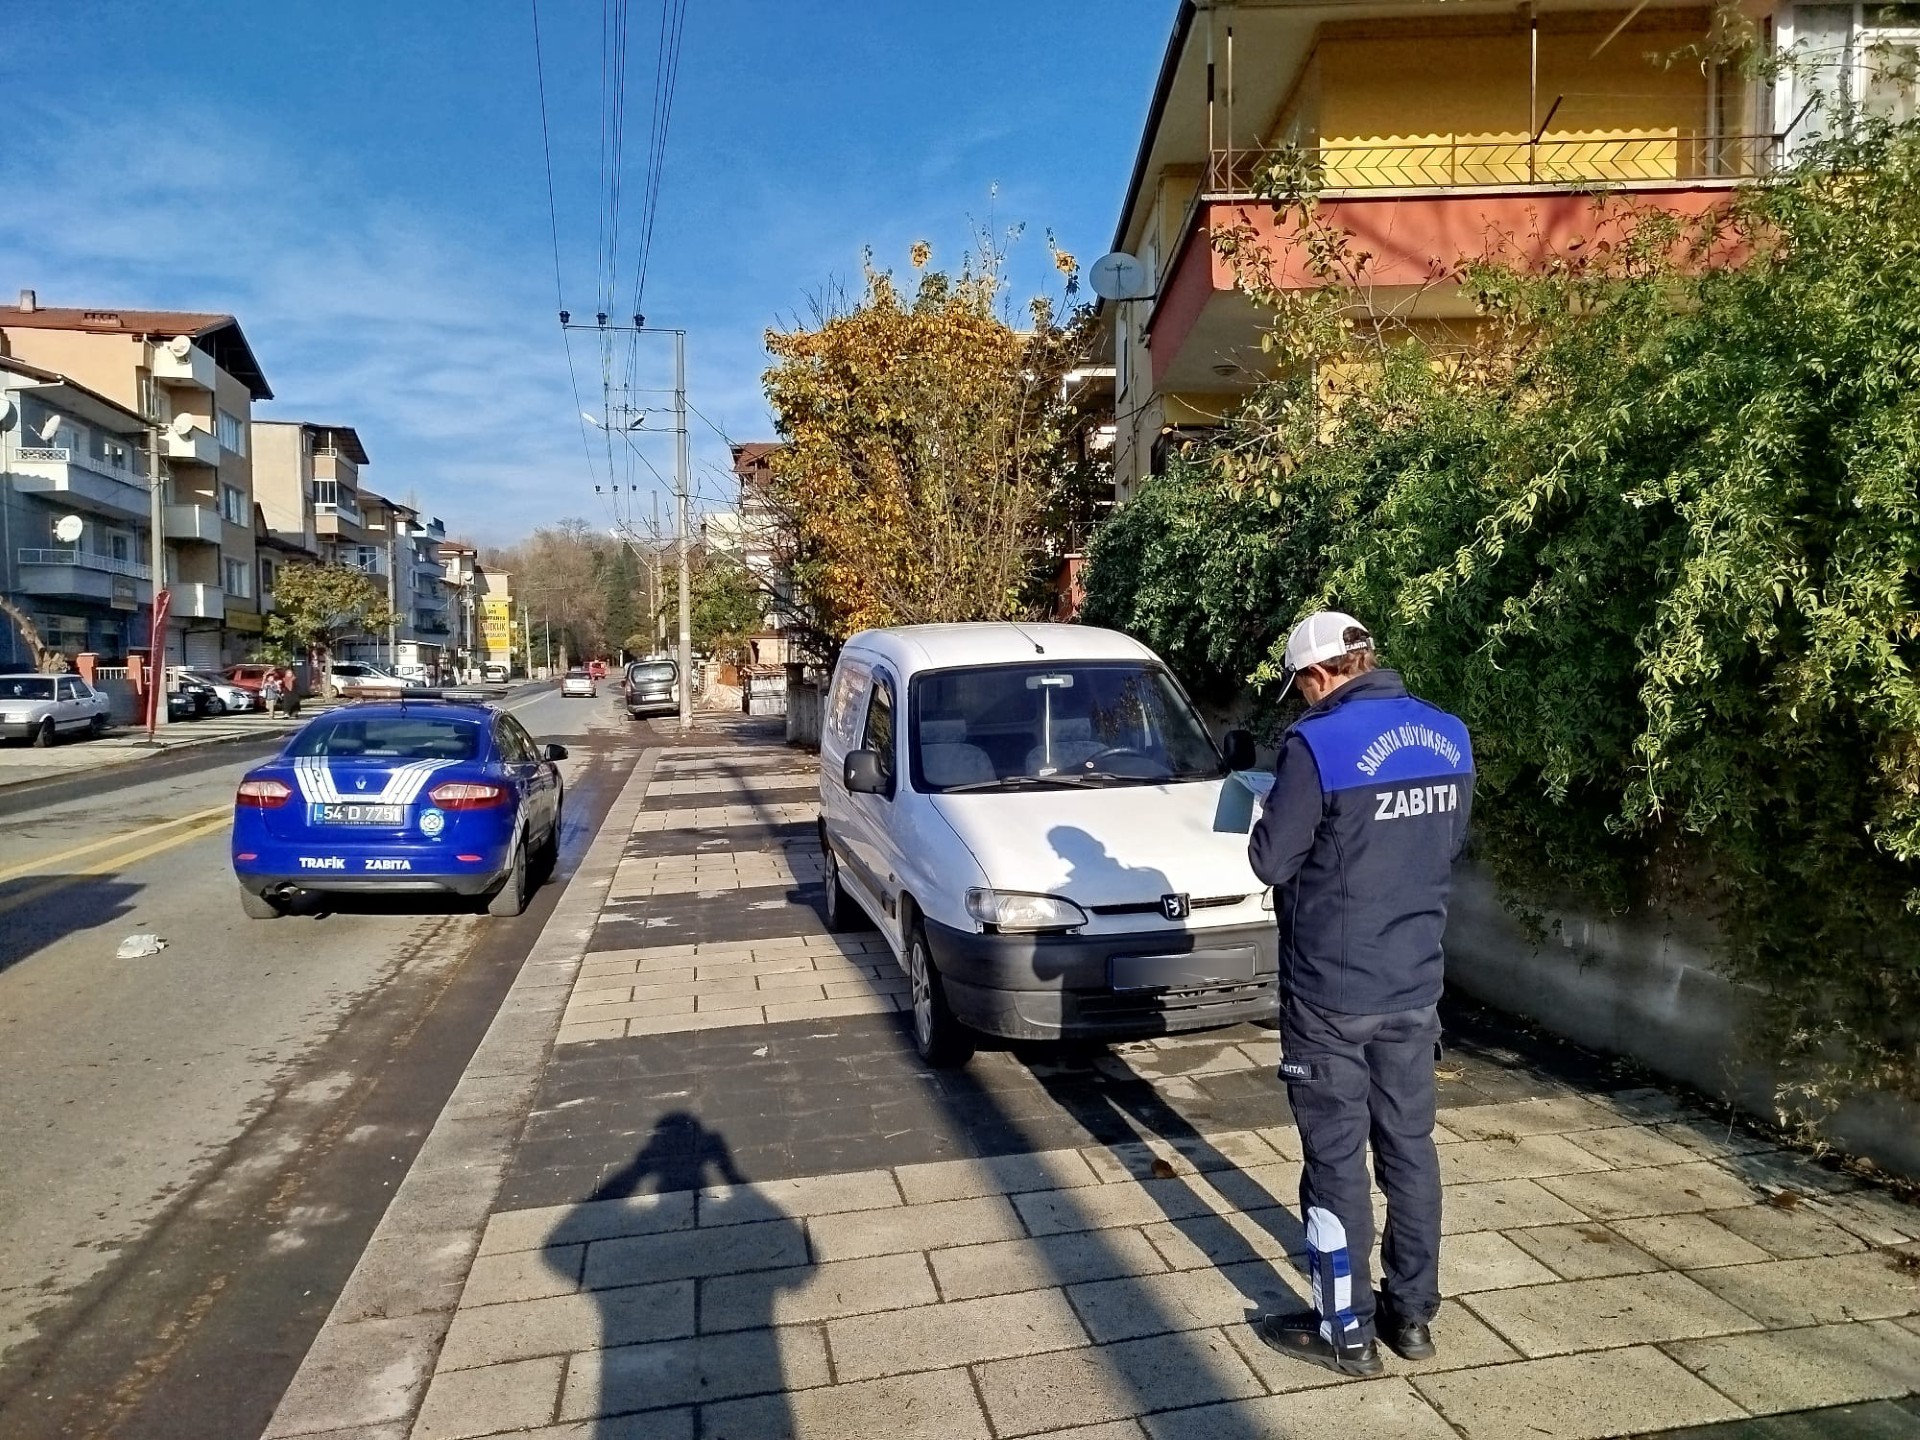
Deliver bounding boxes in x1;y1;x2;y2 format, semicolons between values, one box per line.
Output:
1375;1295;1437;1362
1249;1311;1383;1377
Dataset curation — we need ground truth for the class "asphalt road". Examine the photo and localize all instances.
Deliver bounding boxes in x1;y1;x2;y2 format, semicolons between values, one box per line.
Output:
0;683;651;1440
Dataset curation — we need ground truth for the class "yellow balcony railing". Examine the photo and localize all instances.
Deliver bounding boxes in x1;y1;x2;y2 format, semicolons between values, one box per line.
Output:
1210;132;1782;194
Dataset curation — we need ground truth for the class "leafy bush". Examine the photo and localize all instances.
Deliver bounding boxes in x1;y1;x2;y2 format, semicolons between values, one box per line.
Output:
1083;119;1920;1111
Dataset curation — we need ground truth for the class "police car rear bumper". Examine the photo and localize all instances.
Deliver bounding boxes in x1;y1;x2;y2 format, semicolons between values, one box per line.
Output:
239;871;503;898
923;916;1278;1042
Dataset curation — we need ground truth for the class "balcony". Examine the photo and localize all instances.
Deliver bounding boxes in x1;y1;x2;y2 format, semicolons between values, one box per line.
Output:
164;426;219;467
414;617;451;636
164;504;223;544
1208;133;1779;195
8;446;151;522
169;582;224;620
150;341;216;391
315;505;365;543
16;547;152;606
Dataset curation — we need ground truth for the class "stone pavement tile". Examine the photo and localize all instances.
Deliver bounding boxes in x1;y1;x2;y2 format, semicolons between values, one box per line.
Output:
1069;1258;1300;1343
1705;1202;1870;1260
262;1314;445;1437
508;1414;693;1440
1441;1229;1562;1293
1537;1163;1761;1221
894;1148;1102;1204
1444;1178;1591;1234
1600;1087;1702;1123
763;994;899;1024
1612;1214;1776;1270
1654;1118;1785;1160
931;1226;1170;1301
412;1355;564;1440
436;1281;695;1370
1564;1124;1710;1171
1818;1191;1920;1246
583;1218;809;1288
1437;1134;1612;1185
1141;1205;1306;1271
1666;1319;1920;1414
1465;1270;1762;1357
1441;1095;1630;1140
1255;1124;1306;1160
828;1287;1090;1380
1079;1130;1286;1183
478;1192;696;1257
1015;1177;1223;1238
1507;1221;1666;1279
1415;1345;1743;1440
625;1010;755;1036
459;1245;583;1306
557;1019;627;1044
807;1195;1024;1262
701;1366;991;1440
698;983;828;1012
329;1231;473;1322
557;1325;831;1419
698;1169;902;1225
701;1252;938;1331
1687;1253;1920;1328
974;1329;1266;1438
563;995;697;1022
1144;1378;1457;1440
1007;1426;1146;1440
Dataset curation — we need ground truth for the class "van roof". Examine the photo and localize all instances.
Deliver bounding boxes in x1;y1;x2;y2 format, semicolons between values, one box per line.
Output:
842;623;1155;675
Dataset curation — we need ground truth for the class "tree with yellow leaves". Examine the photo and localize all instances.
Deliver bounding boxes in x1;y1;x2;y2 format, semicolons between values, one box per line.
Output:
762;238;1093;652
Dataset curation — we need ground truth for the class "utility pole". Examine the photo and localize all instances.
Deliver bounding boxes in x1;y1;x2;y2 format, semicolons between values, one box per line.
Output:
146;411;170;728
385;522;398;671
674;329;692;731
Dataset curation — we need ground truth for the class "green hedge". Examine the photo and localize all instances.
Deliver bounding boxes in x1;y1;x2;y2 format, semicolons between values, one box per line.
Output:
1082;120;1920;1115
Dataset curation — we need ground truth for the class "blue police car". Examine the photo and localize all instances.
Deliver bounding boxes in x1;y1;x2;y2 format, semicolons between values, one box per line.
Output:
232;694;565;919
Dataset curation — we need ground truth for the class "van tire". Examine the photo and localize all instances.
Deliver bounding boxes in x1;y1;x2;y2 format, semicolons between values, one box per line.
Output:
907;922;974;1068
822;843;866;932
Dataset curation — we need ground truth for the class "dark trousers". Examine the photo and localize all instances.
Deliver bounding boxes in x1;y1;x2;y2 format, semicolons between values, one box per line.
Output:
1279;994;1442;1345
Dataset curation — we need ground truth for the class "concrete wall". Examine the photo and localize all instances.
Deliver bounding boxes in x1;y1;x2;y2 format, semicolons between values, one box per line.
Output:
1445;864;1920;1180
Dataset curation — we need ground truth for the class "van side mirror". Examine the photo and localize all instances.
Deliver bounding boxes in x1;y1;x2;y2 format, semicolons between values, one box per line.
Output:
1222;729;1257;771
844;749;887;795
544;743;569;762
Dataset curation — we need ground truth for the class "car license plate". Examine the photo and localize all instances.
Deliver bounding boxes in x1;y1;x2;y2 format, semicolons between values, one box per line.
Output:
312;802;406;826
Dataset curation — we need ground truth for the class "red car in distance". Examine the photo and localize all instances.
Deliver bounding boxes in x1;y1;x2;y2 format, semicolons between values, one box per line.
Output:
586;659;609;680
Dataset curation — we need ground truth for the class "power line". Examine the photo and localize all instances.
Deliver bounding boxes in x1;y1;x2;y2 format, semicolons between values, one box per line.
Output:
529;0;566;313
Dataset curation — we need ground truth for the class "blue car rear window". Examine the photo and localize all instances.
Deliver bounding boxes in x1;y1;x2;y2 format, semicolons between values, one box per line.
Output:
289;717;480;760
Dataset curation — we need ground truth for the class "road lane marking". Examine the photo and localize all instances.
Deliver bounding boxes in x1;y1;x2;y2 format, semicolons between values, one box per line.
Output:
0;804;233;884
0;815;233;918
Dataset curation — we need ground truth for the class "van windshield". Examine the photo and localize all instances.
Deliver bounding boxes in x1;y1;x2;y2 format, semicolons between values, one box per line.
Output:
627;662;676;683
910;661;1225;793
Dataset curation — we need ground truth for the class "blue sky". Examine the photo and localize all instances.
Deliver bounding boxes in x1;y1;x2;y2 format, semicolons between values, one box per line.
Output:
6;0;1171;544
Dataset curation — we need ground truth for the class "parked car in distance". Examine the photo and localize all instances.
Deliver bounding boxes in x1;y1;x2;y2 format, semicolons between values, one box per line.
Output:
482;662;511;685
586;659;608;680
623;659;678;718
560;669;596;698
328;662;422;698
231;695;567;919
818;623;1276;1067
183;670;259;713
0;673;112;746
172;675;217;719
223;663;290;695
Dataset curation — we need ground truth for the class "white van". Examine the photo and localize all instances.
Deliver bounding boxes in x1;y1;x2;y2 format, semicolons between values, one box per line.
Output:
819;624;1276;1066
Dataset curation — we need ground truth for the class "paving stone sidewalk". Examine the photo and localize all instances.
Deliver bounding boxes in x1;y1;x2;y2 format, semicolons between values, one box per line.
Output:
282;718;1920;1440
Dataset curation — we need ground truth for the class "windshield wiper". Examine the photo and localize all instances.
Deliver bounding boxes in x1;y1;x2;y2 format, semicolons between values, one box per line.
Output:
938;774;1108;794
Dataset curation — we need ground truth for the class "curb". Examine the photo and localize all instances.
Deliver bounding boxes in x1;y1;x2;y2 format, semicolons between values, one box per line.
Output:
260;744;660;1440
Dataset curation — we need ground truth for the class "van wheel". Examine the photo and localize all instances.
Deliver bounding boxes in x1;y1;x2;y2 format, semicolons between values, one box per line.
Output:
822;844;866;932
487;837;528;917
907;923;974;1068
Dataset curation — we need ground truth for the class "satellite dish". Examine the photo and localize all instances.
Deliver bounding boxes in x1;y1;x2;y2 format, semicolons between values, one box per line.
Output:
167;335;193;359
169;413;196;438
54;515;83;544
0;396;14;432
37;412;63;442
1088;252;1152;301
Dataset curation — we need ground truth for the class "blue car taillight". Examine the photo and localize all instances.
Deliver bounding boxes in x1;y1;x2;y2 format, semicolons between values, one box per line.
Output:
237;778;293;809
427;781;509;811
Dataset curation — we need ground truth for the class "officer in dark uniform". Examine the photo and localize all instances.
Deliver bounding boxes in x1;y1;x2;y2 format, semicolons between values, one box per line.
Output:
1246;611;1474;1376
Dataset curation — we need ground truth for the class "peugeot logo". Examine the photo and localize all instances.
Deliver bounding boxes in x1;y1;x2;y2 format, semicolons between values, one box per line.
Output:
1160;893;1190;921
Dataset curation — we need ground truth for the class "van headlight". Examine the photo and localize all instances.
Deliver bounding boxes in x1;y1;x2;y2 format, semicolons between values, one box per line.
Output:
965;888;1088;933
1260;887;1275;912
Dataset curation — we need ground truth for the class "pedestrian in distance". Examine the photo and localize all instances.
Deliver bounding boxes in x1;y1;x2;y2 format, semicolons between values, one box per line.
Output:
259;671;281;719
1246;611;1475;1376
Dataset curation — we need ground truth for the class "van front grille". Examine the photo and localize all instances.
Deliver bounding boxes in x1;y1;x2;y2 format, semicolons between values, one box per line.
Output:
1088;894;1248;917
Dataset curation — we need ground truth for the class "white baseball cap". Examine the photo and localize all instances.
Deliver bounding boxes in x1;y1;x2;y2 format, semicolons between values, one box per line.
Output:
1277;610;1373;701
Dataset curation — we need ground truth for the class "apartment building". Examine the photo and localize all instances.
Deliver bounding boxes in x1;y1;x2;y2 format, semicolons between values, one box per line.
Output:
0;295;273;665
252;420;371;568
353;492;452;679
438;543;513;678
0;356;153;668
1103;0;1908;496
726;441;795;665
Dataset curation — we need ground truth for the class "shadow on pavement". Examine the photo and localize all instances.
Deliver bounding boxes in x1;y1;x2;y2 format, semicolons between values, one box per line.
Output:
549;1112;809;1437
0;877;143;974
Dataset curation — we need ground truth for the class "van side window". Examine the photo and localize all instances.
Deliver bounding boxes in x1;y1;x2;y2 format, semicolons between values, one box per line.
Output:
861;679;896;791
